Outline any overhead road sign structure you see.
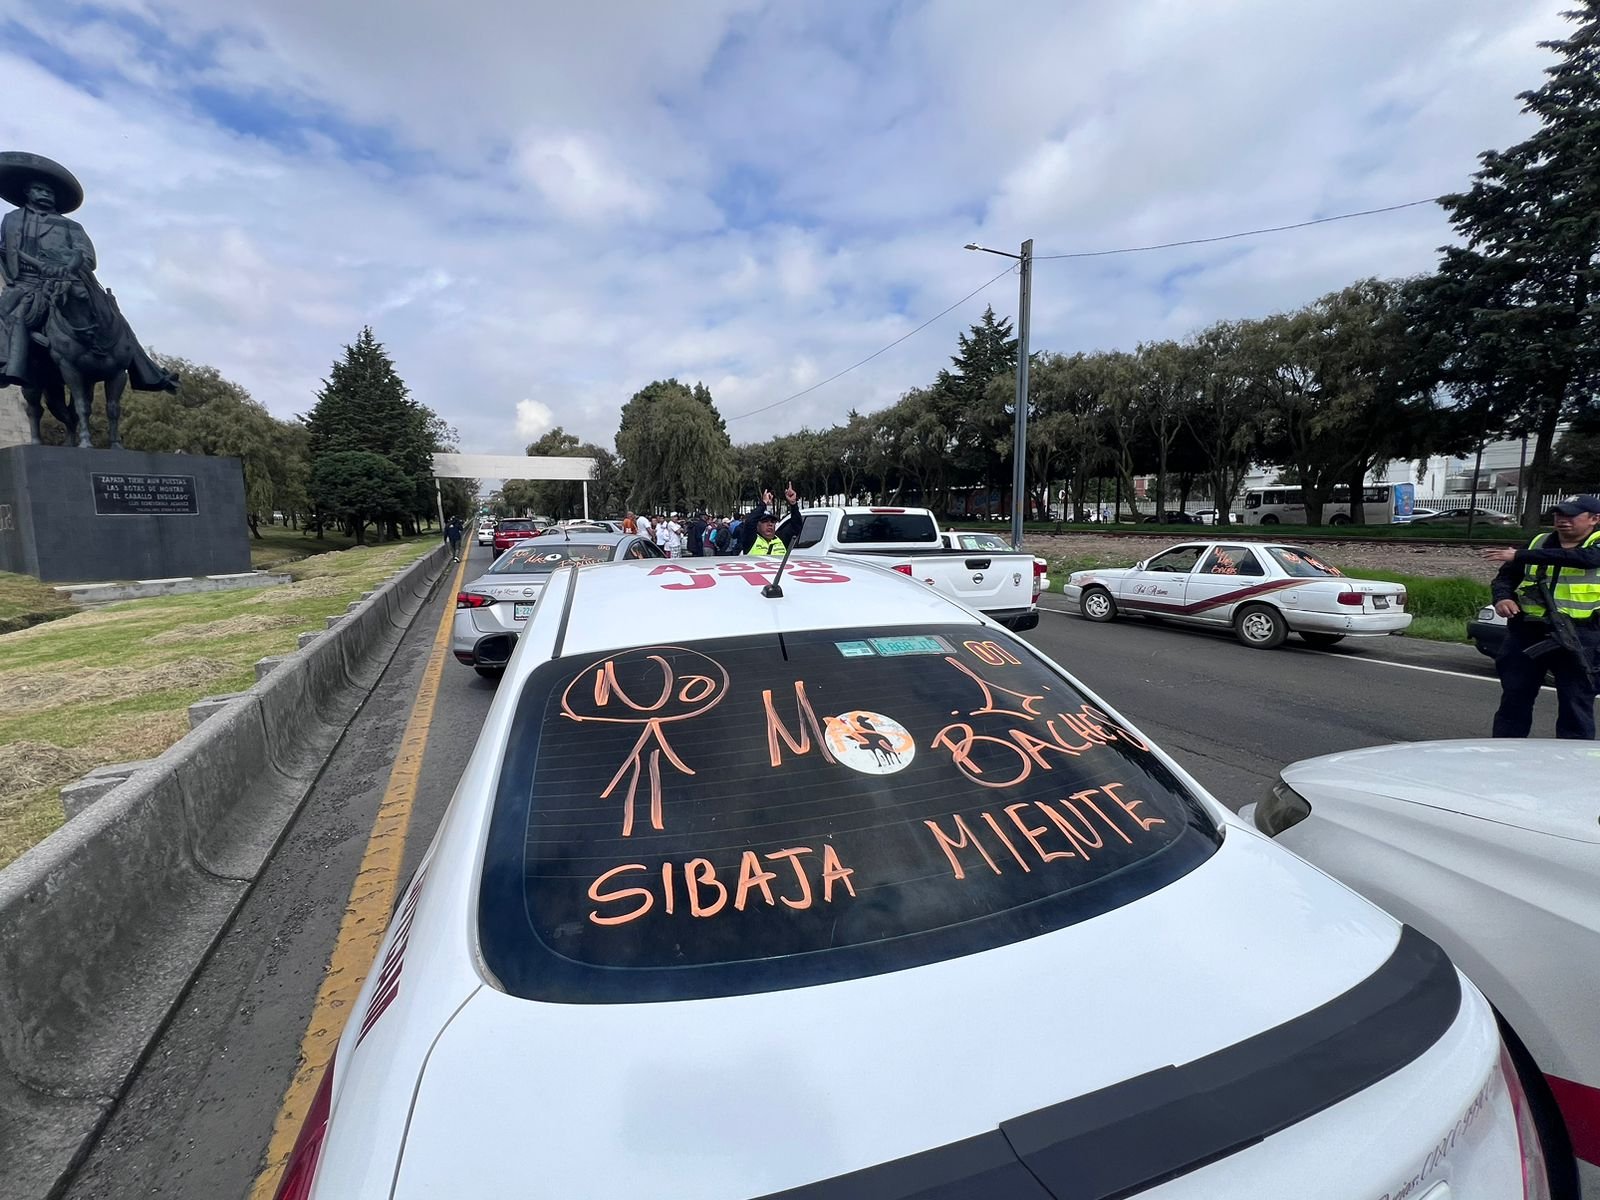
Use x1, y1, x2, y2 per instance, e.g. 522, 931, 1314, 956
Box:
429, 453, 599, 520
429, 453, 596, 481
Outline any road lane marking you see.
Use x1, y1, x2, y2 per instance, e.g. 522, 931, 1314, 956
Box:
1041, 606, 1554, 691
1335, 653, 1553, 690
250, 548, 469, 1200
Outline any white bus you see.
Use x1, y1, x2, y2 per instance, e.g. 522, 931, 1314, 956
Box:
1241, 482, 1416, 526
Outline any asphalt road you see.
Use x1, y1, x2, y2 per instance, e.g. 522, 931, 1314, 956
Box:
57, 554, 1553, 1200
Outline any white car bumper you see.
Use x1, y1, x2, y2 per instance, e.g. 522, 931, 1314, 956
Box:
1290, 610, 1413, 636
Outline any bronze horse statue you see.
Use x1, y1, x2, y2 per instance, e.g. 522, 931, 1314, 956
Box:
19, 273, 135, 447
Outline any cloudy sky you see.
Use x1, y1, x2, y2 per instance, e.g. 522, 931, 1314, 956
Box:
0, 0, 1573, 453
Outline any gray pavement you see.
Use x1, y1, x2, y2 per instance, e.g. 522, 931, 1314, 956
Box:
59, 540, 497, 1200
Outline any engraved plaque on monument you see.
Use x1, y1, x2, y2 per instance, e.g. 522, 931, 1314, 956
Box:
92, 473, 200, 516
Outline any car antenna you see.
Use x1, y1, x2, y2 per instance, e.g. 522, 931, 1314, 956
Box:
762, 510, 798, 599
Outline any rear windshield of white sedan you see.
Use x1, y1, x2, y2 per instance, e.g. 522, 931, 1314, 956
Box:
489, 543, 616, 572
479, 625, 1222, 1003
1265, 547, 1344, 578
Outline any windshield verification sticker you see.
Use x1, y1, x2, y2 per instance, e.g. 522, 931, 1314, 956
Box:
869, 635, 950, 656
835, 641, 876, 658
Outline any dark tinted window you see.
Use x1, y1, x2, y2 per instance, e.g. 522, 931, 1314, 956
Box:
1266, 547, 1343, 578
498, 519, 533, 532
795, 514, 829, 549
1143, 546, 1203, 573
479, 625, 1220, 1003
490, 543, 616, 572
1199, 547, 1264, 577
837, 512, 938, 544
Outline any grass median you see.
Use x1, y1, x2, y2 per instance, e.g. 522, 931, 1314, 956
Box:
0, 539, 432, 871
1040, 551, 1483, 645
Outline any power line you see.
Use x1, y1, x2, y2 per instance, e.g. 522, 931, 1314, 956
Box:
722, 194, 1442, 421
1033, 196, 1443, 260
724, 264, 1016, 422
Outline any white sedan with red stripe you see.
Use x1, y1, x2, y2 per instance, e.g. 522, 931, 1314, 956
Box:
1061, 541, 1410, 649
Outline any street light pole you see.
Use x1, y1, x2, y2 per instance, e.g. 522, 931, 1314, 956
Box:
1012, 239, 1032, 552
963, 239, 1033, 550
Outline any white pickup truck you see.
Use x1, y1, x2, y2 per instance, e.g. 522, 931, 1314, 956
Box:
786, 506, 1041, 631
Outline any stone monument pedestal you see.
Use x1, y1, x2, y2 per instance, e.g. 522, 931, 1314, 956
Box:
0, 444, 251, 582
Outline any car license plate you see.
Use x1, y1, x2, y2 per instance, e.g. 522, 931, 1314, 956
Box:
1372, 596, 1389, 609
514, 602, 535, 620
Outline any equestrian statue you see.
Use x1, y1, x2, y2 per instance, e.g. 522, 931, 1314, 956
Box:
0, 151, 178, 448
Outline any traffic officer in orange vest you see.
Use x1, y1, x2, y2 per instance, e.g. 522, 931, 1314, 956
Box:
1481, 495, 1600, 739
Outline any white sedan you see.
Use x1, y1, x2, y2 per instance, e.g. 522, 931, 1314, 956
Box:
1243, 739, 1599, 1196
275, 556, 1544, 1199
1062, 540, 1411, 649
475, 519, 495, 546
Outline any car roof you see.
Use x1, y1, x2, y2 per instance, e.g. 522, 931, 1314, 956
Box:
537, 555, 986, 661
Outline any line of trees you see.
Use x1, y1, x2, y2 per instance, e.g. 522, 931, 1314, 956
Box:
36, 328, 476, 543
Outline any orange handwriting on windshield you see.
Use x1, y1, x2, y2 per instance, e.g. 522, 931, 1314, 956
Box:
763, 680, 838, 767
944, 656, 1044, 719
560, 647, 730, 836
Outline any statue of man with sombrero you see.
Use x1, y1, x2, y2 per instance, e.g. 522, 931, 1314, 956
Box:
0, 151, 176, 394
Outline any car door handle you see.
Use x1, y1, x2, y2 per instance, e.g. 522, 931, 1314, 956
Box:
964, 558, 992, 569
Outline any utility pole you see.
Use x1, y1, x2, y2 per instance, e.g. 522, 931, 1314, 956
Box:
963, 238, 1034, 551
1011, 239, 1032, 551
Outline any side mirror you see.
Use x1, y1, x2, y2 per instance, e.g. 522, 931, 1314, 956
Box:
1133, 560, 1146, 571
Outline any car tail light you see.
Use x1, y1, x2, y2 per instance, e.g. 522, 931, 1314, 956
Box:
1500, 1041, 1553, 1200
1336, 591, 1366, 607
456, 591, 495, 608
272, 1051, 337, 1200
893, 564, 913, 576
1395, 591, 1407, 609
1032, 560, 1046, 602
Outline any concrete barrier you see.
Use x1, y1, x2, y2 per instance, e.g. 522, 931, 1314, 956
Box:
0, 542, 449, 1197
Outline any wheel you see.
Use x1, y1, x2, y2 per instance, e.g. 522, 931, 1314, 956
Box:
1259, 514, 1280, 525
1497, 1013, 1580, 1200
1080, 586, 1118, 623
1328, 514, 1351, 526
474, 665, 504, 681
1299, 632, 1346, 648
1234, 604, 1287, 649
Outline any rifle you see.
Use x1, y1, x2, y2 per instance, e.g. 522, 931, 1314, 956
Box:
1524, 573, 1599, 681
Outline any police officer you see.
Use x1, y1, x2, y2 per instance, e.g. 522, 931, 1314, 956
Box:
1481, 495, 1600, 739
746, 511, 787, 557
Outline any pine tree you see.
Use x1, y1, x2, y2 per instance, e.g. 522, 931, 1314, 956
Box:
1434, 3, 1600, 526
302, 327, 441, 533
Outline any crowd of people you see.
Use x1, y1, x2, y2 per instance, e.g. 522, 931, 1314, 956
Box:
621, 486, 802, 559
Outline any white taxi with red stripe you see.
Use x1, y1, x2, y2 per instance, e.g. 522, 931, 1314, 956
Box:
1062, 541, 1410, 649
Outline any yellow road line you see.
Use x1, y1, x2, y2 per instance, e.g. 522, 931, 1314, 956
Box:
250, 549, 469, 1200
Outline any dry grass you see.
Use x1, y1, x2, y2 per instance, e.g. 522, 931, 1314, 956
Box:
144, 613, 301, 645
0, 657, 239, 715
0, 741, 99, 804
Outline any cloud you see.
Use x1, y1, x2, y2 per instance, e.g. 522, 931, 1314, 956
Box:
514, 398, 555, 441
0, 0, 1577, 460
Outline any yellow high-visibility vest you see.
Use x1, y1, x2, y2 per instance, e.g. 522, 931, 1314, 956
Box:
748, 535, 787, 557
1515, 530, 1600, 618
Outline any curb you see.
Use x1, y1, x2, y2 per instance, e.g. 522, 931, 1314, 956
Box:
0, 542, 450, 1199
